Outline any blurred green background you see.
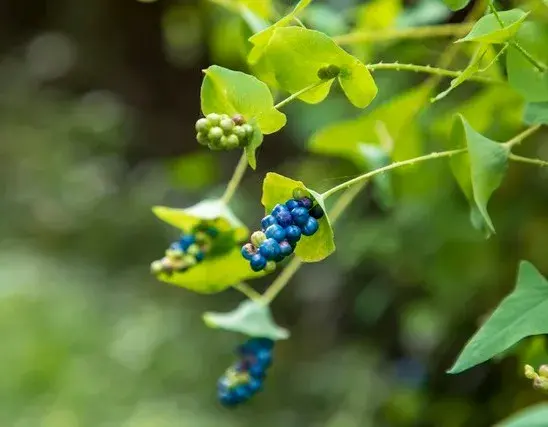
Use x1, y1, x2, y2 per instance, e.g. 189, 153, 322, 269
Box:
1, 0, 547, 426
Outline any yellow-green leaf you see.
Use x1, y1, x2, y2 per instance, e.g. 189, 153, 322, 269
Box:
456, 9, 529, 44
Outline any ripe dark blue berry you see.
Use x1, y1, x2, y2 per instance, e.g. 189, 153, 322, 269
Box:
261, 214, 277, 230
302, 217, 319, 236
180, 235, 196, 250
272, 203, 288, 215
275, 210, 293, 227
285, 225, 302, 242
279, 240, 294, 257
195, 251, 205, 262
250, 254, 267, 271
290, 207, 310, 227
265, 224, 286, 242
241, 243, 256, 260
309, 204, 324, 219
298, 197, 313, 210
259, 238, 281, 261
285, 199, 300, 210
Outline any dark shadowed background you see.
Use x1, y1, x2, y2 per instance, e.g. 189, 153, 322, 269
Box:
1, 0, 547, 426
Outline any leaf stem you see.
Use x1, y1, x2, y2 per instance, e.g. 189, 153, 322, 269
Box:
221, 152, 249, 205
233, 282, 262, 301
504, 124, 542, 149
274, 80, 329, 110
366, 62, 503, 83
509, 153, 548, 168
334, 23, 474, 45
321, 149, 467, 200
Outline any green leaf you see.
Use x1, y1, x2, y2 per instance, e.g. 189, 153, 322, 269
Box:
448, 261, 548, 374
156, 247, 265, 293
244, 120, 263, 170
498, 404, 548, 427
261, 173, 335, 262
507, 22, 548, 102
200, 65, 286, 135
262, 27, 377, 107
203, 299, 289, 340
524, 102, 548, 125
442, 0, 471, 12
359, 144, 394, 208
450, 115, 509, 236
456, 9, 529, 44
152, 199, 248, 242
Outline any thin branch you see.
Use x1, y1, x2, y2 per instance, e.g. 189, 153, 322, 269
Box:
504, 124, 542, 149
509, 153, 548, 168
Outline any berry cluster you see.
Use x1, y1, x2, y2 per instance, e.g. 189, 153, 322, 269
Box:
195, 113, 254, 151
241, 188, 324, 272
150, 225, 218, 275
217, 338, 274, 407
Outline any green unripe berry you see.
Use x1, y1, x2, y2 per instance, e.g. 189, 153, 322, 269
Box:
166, 248, 183, 259
182, 254, 197, 267
150, 260, 164, 275
220, 118, 234, 133
220, 135, 229, 148
317, 64, 341, 80
195, 118, 210, 133
293, 187, 310, 200
540, 365, 548, 378
208, 126, 223, 142
196, 132, 209, 146
208, 142, 223, 151
206, 113, 221, 125
250, 231, 266, 247
233, 125, 247, 140
225, 134, 240, 149
242, 123, 254, 136
187, 244, 201, 256
264, 261, 277, 273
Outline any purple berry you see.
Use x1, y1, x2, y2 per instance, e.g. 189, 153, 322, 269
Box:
298, 197, 313, 210
259, 238, 281, 261
290, 207, 310, 227
309, 204, 324, 219
279, 240, 294, 257
302, 217, 319, 236
275, 209, 294, 227
265, 224, 286, 242
241, 243, 256, 260
285, 225, 301, 243
285, 199, 299, 210
261, 214, 277, 230
250, 254, 267, 271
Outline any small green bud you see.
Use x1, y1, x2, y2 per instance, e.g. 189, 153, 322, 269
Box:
182, 254, 197, 267
317, 64, 341, 80
293, 187, 310, 200
208, 126, 223, 142
187, 244, 201, 256
250, 231, 266, 247
525, 364, 537, 380
206, 113, 221, 125
232, 114, 245, 125
220, 118, 235, 133
150, 260, 164, 275
242, 123, 254, 136
539, 365, 548, 378
264, 261, 277, 273
225, 134, 240, 149
196, 132, 209, 146
233, 125, 246, 140
195, 118, 210, 133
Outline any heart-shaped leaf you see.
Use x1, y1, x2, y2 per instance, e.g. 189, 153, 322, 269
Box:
204, 299, 289, 340
260, 27, 377, 108
448, 261, 548, 374
261, 173, 335, 262
200, 65, 286, 168
156, 247, 265, 293
497, 404, 548, 427
506, 22, 548, 102
456, 9, 529, 44
524, 102, 548, 125
450, 115, 509, 237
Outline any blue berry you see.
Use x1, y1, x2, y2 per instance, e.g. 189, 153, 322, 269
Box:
241, 243, 256, 260
265, 224, 286, 242
240, 338, 274, 354
249, 363, 267, 379
290, 207, 310, 227
279, 240, 294, 257
179, 234, 196, 250
285, 225, 301, 243
261, 214, 277, 230
274, 209, 294, 227
169, 241, 183, 251
309, 204, 324, 219
272, 203, 288, 215
285, 199, 299, 210
195, 251, 205, 262
250, 254, 267, 271
255, 348, 273, 367
218, 389, 238, 406
298, 197, 313, 210
301, 217, 319, 236
247, 377, 263, 393
259, 238, 281, 261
